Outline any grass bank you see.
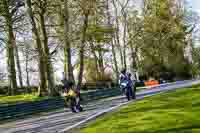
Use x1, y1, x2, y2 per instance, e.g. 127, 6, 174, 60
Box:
0, 94, 48, 105
80, 85, 200, 133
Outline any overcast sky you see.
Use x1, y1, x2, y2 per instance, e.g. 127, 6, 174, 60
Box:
188, 0, 200, 13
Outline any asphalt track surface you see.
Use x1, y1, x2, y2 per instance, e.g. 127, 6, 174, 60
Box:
0, 79, 199, 133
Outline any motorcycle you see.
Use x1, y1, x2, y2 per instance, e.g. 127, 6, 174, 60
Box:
63, 89, 83, 113
120, 81, 133, 101
120, 81, 128, 93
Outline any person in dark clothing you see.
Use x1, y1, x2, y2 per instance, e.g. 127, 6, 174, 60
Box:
62, 78, 69, 92
119, 69, 128, 94
132, 83, 136, 99
61, 74, 83, 113
62, 79, 77, 112
119, 69, 127, 81
127, 73, 136, 100
119, 69, 133, 101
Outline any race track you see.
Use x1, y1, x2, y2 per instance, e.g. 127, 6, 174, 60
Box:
0, 79, 199, 133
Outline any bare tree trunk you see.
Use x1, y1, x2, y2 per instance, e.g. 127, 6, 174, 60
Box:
26, 0, 47, 96
23, 42, 30, 93
106, 0, 119, 83
39, 7, 57, 96
21, 38, 31, 92
130, 43, 137, 71
15, 42, 23, 87
77, 13, 89, 91
122, 13, 127, 70
25, 45, 30, 87
7, 34, 17, 95
64, 48, 67, 78
111, 39, 119, 83
89, 41, 100, 79
3, 0, 17, 95
97, 45, 104, 75
25, 61, 30, 87
112, 0, 124, 69
64, 0, 74, 82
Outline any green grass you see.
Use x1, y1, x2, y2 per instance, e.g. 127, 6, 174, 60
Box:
0, 94, 48, 105
80, 85, 200, 133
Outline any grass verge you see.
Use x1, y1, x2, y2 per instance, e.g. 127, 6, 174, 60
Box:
0, 87, 144, 106
0, 94, 48, 105
79, 85, 200, 133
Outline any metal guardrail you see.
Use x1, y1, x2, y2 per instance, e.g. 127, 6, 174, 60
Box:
0, 88, 122, 122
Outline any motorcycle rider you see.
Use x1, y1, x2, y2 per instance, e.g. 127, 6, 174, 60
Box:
61, 74, 82, 113
127, 73, 135, 100
119, 69, 128, 95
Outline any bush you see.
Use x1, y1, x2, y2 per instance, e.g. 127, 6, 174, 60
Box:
81, 81, 115, 90
0, 86, 8, 95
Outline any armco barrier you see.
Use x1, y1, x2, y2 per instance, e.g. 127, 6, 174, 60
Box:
0, 88, 122, 122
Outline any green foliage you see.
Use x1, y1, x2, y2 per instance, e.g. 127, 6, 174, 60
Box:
83, 57, 112, 83
136, 0, 192, 79
192, 47, 200, 76
87, 24, 115, 43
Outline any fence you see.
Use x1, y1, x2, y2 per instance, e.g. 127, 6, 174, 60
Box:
0, 87, 121, 122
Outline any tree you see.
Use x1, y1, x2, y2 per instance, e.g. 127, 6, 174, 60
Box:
24, 40, 31, 87
26, 0, 48, 96
63, 0, 74, 82
192, 47, 200, 76
111, 0, 124, 69
118, 0, 130, 70
36, 0, 56, 96
139, 0, 192, 79
76, 4, 89, 91
105, 0, 119, 83
127, 10, 142, 73
15, 35, 23, 87
0, 0, 23, 95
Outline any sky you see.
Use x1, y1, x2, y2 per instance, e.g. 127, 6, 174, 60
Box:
188, 0, 200, 13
